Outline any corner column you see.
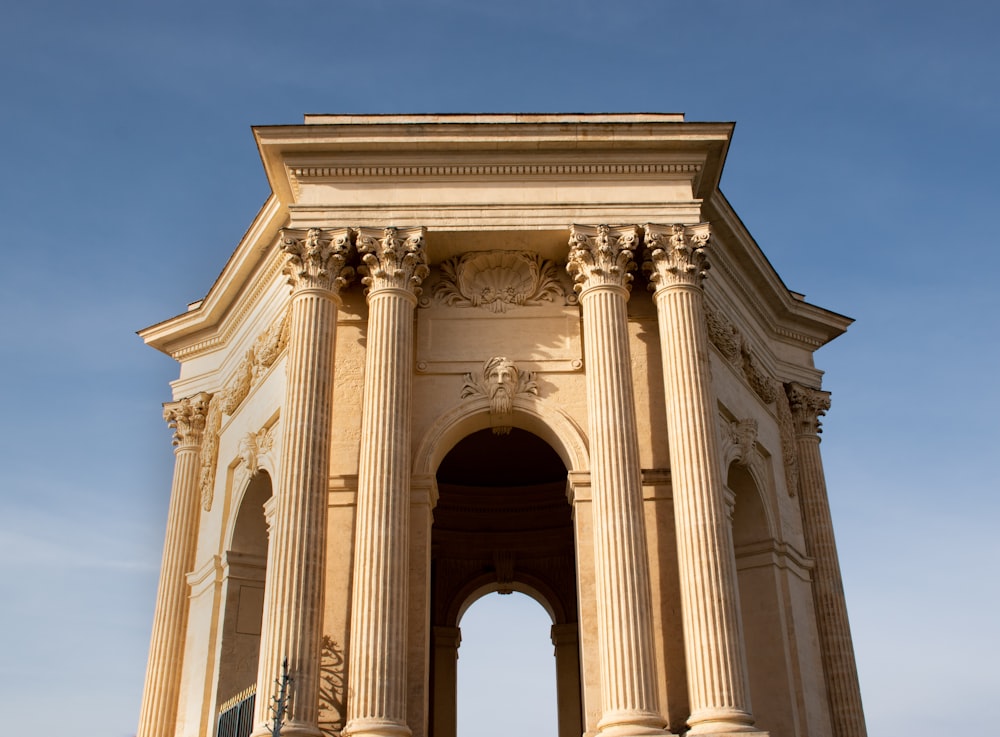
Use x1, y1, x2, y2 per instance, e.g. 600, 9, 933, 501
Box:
138, 392, 212, 737
252, 228, 353, 737
786, 384, 867, 737
567, 225, 671, 737
344, 227, 429, 737
643, 223, 763, 736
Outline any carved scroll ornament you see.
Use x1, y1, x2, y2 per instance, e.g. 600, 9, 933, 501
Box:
566, 224, 639, 293
643, 222, 711, 290
198, 398, 222, 511
434, 251, 569, 312
281, 227, 354, 293
357, 226, 429, 296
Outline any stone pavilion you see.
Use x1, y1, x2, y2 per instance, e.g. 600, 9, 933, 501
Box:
138, 114, 867, 737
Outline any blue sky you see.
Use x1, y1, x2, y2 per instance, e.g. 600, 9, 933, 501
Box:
1, 1, 997, 735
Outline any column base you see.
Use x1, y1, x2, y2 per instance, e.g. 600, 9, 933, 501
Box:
250, 721, 323, 737
342, 717, 412, 737
686, 707, 767, 736
597, 709, 674, 737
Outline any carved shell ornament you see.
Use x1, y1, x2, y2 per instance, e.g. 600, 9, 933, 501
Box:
434, 251, 569, 312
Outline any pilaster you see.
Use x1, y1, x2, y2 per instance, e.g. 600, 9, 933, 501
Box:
344, 227, 428, 737
786, 383, 867, 737
253, 228, 353, 737
644, 223, 763, 736
567, 225, 671, 737
138, 392, 212, 737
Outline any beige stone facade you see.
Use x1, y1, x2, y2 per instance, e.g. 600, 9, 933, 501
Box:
138, 114, 866, 737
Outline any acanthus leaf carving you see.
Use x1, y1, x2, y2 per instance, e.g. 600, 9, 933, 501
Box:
786, 382, 832, 437
281, 227, 354, 294
775, 389, 800, 497
356, 226, 429, 296
643, 222, 711, 290
706, 305, 741, 365
566, 224, 639, 293
198, 397, 222, 511
237, 426, 275, 476
742, 345, 779, 404
461, 356, 538, 435
163, 392, 212, 447
433, 250, 569, 312
726, 417, 759, 469
220, 310, 291, 417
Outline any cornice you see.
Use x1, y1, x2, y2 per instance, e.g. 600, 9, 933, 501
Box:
255, 117, 733, 204
139, 195, 287, 359
704, 191, 853, 351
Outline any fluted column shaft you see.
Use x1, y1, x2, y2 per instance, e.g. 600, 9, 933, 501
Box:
345, 227, 428, 737
138, 393, 212, 737
253, 228, 353, 737
568, 225, 670, 737
644, 223, 760, 736
787, 384, 867, 737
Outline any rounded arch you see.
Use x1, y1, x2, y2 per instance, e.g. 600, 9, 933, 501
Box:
413, 395, 589, 478
727, 461, 777, 544
452, 575, 564, 626
225, 470, 273, 555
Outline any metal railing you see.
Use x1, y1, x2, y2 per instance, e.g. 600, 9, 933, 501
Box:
217, 684, 256, 737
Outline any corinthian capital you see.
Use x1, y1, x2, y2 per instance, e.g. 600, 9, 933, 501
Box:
163, 392, 212, 447
566, 224, 639, 294
786, 382, 832, 437
643, 222, 711, 290
281, 227, 354, 294
356, 226, 429, 297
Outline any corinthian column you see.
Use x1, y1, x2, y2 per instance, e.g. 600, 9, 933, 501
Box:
344, 227, 429, 737
567, 225, 671, 737
786, 383, 867, 737
643, 223, 762, 736
138, 392, 212, 737
252, 228, 353, 737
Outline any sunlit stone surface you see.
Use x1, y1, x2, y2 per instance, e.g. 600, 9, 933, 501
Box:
138, 114, 865, 737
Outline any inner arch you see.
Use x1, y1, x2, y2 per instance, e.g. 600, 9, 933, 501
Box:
428, 428, 581, 737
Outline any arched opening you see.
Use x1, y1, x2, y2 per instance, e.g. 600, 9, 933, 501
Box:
216, 471, 272, 707
457, 592, 558, 737
728, 463, 795, 735
429, 428, 580, 737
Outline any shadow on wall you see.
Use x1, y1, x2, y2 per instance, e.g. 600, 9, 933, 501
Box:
319, 636, 346, 736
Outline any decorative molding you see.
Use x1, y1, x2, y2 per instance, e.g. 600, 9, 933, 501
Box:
433, 250, 570, 312
292, 163, 703, 179
280, 227, 354, 294
494, 550, 516, 594
163, 392, 212, 447
786, 382, 832, 437
198, 398, 222, 511
705, 304, 778, 405
707, 249, 827, 349
220, 310, 291, 416
238, 426, 276, 475
643, 222, 711, 290
741, 344, 779, 404
774, 390, 800, 498
706, 306, 741, 363
566, 224, 639, 293
356, 226, 429, 296
460, 356, 538, 435
725, 417, 759, 469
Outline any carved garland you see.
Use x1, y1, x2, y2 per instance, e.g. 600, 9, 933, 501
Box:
433, 251, 570, 312
706, 304, 798, 496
